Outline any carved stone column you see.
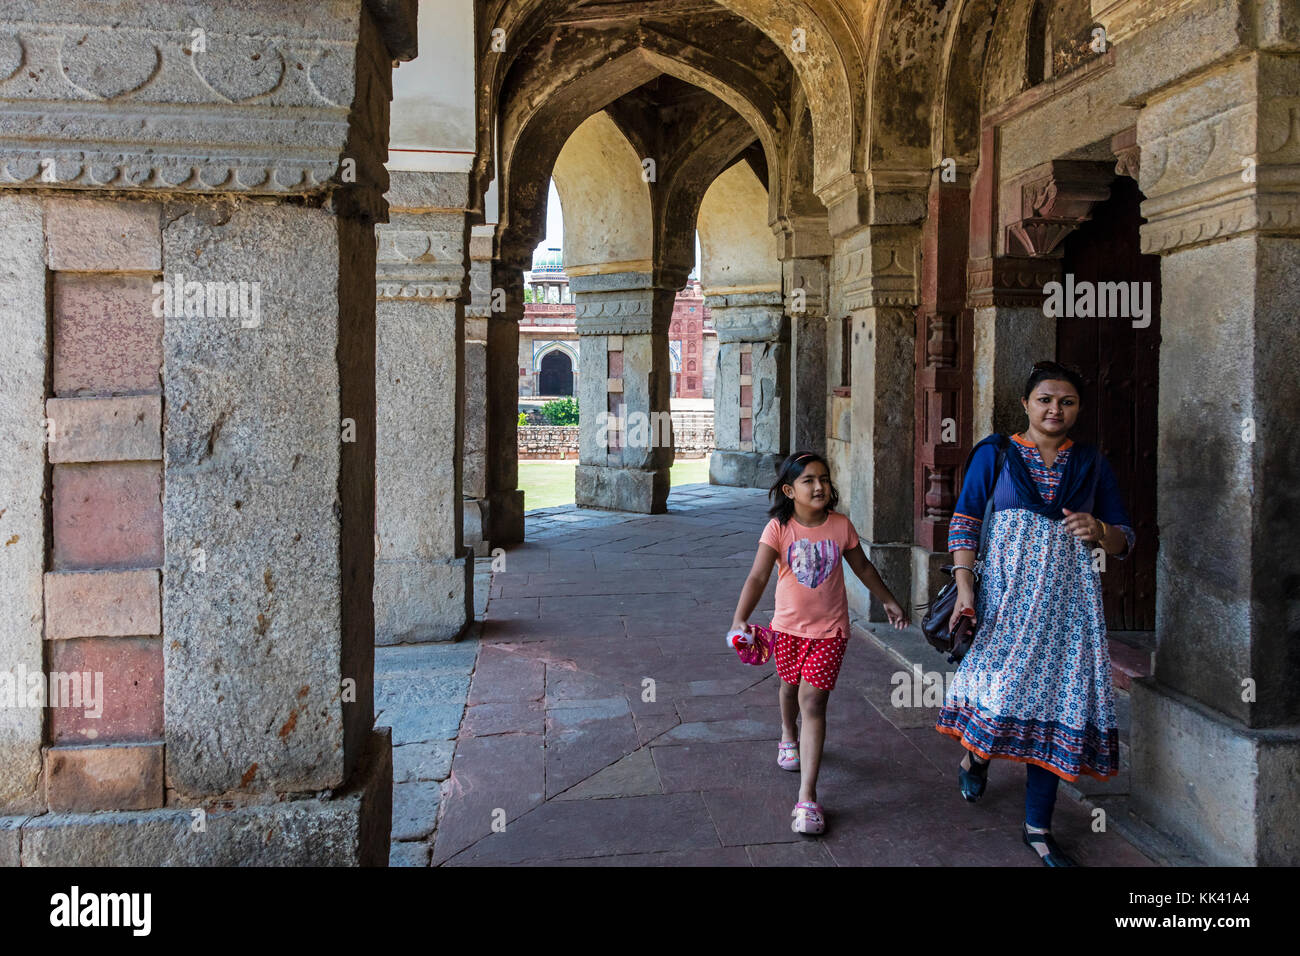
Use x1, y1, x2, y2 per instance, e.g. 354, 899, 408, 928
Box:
782, 255, 830, 453
571, 271, 675, 513
837, 221, 921, 621
0, 0, 404, 864
1102, 15, 1300, 864
462, 225, 493, 557
485, 263, 526, 544
707, 291, 789, 488
373, 170, 473, 644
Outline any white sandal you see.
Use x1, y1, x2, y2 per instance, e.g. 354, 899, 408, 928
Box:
777, 741, 800, 771
791, 801, 825, 835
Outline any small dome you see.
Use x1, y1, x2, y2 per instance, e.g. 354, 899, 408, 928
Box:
531, 247, 566, 276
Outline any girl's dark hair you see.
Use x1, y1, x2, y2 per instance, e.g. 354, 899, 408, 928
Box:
768, 451, 839, 524
1023, 360, 1086, 401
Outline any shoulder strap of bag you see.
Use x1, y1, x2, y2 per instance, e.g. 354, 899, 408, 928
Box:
975, 443, 1007, 562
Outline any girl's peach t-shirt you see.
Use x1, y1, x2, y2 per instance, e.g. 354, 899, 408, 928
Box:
759, 511, 860, 639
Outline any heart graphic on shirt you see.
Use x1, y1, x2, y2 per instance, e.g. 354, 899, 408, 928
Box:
787, 538, 841, 590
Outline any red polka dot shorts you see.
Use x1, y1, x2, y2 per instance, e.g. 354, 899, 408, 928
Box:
773, 629, 849, 691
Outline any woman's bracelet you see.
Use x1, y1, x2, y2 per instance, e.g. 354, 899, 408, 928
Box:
953, 565, 977, 580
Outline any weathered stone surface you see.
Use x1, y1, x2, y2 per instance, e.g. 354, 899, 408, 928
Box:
374, 555, 472, 644
376, 672, 471, 710
52, 462, 163, 570
376, 639, 479, 676
47, 637, 164, 744
576, 463, 668, 513
392, 740, 455, 783
160, 202, 349, 796
0, 816, 21, 866
44, 569, 161, 640
45, 197, 161, 272
552, 746, 661, 800
0, 194, 45, 811
1131, 679, 1300, 866
52, 273, 163, 397
972, 305, 1053, 438
46, 395, 162, 463
22, 730, 392, 866
44, 742, 164, 812
378, 703, 466, 746
708, 449, 782, 489
389, 839, 431, 867
392, 780, 440, 841
0, 4, 377, 201
374, 195, 472, 645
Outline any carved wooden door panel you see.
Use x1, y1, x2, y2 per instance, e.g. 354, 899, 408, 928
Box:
1058, 175, 1160, 630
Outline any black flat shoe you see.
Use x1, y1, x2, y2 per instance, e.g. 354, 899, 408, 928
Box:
1023, 825, 1078, 867
957, 754, 989, 802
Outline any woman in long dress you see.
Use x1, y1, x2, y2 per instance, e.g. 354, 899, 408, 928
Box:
935, 361, 1135, 866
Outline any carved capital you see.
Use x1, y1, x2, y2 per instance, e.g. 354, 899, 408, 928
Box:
573, 289, 667, 336
782, 257, 829, 318
1136, 58, 1300, 253
967, 256, 1063, 309
709, 302, 787, 345
836, 227, 921, 311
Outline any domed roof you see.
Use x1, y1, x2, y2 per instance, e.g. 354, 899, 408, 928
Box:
531, 247, 566, 276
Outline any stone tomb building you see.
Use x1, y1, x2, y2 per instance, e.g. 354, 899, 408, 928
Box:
519, 245, 717, 400
0, 0, 1296, 866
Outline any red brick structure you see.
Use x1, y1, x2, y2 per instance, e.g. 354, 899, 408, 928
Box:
521, 270, 715, 399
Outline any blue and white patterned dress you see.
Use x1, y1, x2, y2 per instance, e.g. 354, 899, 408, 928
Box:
935, 435, 1134, 780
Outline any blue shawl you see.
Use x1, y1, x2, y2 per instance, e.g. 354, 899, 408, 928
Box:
970, 433, 1101, 521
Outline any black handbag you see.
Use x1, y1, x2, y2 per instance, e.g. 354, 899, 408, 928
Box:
920, 442, 1006, 663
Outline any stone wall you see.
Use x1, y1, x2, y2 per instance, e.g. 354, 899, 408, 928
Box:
519, 426, 580, 459
519, 409, 716, 460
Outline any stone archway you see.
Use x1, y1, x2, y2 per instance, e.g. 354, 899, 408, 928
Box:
538, 349, 575, 396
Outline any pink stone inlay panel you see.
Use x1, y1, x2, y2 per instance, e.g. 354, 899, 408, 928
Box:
53, 274, 163, 397
47, 637, 164, 744
52, 462, 163, 571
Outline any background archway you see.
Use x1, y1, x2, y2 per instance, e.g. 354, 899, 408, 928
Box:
538, 349, 575, 397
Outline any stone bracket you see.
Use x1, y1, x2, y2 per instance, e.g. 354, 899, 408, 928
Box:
1003, 161, 1114, 257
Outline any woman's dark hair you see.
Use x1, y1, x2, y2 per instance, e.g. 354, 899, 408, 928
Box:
768, 451, 839, 524
1023, 360, 1086, 401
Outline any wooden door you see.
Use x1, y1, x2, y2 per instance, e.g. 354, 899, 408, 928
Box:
1057, 175, 1160, 630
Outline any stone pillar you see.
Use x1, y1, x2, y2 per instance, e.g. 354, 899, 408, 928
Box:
837, 223, 920, 620
485, 263, 525, 543
461, 226, 494, 557
0, 0, 401, 864
783, 257, 830, 453
1108, 29, 1300, 864
572, 271, 674, 513
967, 258, 1060, 437
373, 170, 473, 643
707, 291, 789, 488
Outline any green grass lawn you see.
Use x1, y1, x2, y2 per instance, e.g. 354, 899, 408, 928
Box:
518, 455, 712, 511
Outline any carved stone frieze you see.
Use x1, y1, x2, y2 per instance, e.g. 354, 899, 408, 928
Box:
967, 256, 1063, 308
0, 6, 390, 201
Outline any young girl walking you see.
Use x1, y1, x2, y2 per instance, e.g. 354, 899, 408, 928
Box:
730, 451, 910, 835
